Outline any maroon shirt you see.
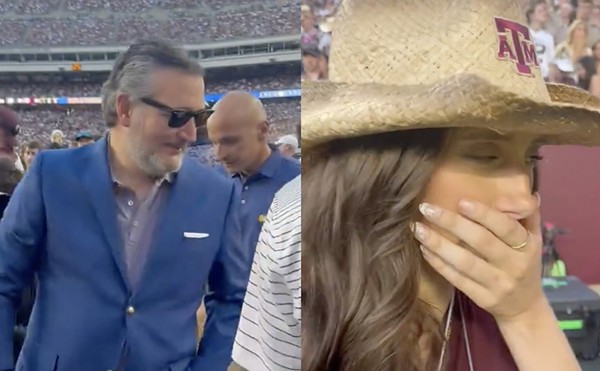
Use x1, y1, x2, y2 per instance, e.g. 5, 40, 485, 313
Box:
446, 292, 519, 371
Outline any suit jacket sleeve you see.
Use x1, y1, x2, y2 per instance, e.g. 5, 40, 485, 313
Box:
0, 154, 46, 369
189, 182, 249, 371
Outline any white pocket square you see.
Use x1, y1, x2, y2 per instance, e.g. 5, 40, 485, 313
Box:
183, 232, 210, 239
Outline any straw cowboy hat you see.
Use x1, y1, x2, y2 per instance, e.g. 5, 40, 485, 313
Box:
301, 0, 600, 149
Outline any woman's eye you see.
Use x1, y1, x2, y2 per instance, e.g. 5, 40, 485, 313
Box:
464, 155, 499, 162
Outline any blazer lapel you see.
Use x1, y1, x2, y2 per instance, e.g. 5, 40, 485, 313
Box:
136, 158, 204, 287
81, 137, 129, 289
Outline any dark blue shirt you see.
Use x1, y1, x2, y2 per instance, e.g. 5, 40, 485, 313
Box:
218, 150, 300, 253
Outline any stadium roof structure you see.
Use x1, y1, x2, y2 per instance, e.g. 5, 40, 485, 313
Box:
0, 35, 299, 73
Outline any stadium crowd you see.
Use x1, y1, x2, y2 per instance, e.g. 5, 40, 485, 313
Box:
0, 69, 300, 153
14, 99, 298, 146
0, 75, 300, 98
0, 0, 297, 46
519, 0, 600, 96
301, 0, 600, 95
3, 65, 300, 169
301, 0, 337, 80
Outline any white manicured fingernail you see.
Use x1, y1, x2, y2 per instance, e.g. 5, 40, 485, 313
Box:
414, 222, 428, 241
419, 203, 440, 219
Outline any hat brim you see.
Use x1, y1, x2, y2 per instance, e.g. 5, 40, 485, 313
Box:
301, 74, 600, 148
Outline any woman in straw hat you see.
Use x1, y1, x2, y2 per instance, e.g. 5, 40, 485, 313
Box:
301, 0, 600, 370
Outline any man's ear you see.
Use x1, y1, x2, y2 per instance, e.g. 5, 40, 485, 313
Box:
116, 93, 133, 128
258, 120, 269, 141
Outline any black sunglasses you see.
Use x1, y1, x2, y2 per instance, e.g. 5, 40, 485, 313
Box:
140, 97, 214, 129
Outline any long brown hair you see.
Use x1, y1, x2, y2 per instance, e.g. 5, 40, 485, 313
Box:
302, 128, 451, 371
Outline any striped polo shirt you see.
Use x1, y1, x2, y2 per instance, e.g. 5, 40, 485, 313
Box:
232, 175, 301, 371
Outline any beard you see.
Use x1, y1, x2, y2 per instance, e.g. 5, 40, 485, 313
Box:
126, 125, 183, 178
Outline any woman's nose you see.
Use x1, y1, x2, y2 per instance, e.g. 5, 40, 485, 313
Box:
493, 173, 539, 220
494, 192, 539, 221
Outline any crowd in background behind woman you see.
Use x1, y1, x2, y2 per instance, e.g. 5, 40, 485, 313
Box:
301, 0, 600, 97
526, 0, 600, 96
300, 0, 338, 80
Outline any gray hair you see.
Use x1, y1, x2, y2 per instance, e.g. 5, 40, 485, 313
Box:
101, 39, 204, 127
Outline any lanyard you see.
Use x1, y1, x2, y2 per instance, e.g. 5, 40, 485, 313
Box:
436, 293, 475, 371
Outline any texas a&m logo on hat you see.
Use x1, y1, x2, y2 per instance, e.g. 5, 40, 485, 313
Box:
494, 17, 539, 77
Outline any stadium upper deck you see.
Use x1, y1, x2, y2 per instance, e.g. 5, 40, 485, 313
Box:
0, 0, 298, 47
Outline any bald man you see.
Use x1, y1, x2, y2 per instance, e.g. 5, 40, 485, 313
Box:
207, 91, 300, 256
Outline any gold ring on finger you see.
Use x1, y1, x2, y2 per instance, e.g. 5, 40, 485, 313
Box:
510, 231, 530, 251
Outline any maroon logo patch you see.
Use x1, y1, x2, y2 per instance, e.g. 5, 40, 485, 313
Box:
494, 17, 539, 77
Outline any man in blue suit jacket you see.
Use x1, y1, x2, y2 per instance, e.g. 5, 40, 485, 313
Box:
0, 39, 250, 371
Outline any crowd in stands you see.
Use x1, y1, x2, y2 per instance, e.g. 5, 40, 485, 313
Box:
0, 0, 302, 166
6, 70, 300, 160
301, 0, 600, 95
15, 99, 298, 146
0, 75, 300, 98
0, 0, 297, 46
14, 97, 298, 168
17, 108, 102, 145
301, 0, 337, 80
0, 82, 101, 98
522, 0, 600, 96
